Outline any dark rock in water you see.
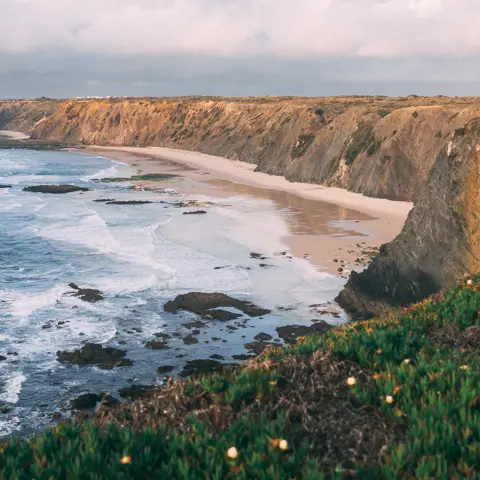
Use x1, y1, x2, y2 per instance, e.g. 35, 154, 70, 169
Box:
51, 412, 62, 421
7, 352, 18, 356
119, 384, 157, 400
259, 264, 274, 268
145, 340, 169, 350
244, 341, 276, 355
183, 320, 206, 330
68, 283, 104, 303
210, 354, 225, 360
153, 332, 170, 339
56, 343, 133, 369
0, 406, 12, 414
70, 393, 119, 410
157, 365, 175, 375
106, 200, 153, 205
179, 359, 237, 377
336, 121, 480, 318
232, 354, 256, 361
203, 309, 243, 321
0, 184, 12, 189
183, 334, 199, 345
183, 210, 207, 215
70, 393, 101, 410
42, 323, 53, 330
164, 292, 270, 318
250, 252, 269, 260
93, 198, 115, 203
23, 185, 89, 194
254, 332, 273, 342
0, 356, 6, 362
276, 321, 333, 345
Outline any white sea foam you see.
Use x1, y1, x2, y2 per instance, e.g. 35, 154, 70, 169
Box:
1, 284, 69, 318
82, 165, 119, 181
0, 202, 22, 212
0, 158, 27, 170
0, 372, 26, 404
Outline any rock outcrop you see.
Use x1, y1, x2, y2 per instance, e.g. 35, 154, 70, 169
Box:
2, 96, 480, 202
336, 119, 480, 318
164, 292, 270, 318
23, 185, 89, 194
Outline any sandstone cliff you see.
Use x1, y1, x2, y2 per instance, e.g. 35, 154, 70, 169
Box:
2, 96, 480, 202
336, 119, 480, 318
0, 99, 60, 134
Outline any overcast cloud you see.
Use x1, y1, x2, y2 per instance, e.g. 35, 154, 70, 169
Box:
0, 0, 479, 97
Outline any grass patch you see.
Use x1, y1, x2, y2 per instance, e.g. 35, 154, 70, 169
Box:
101, 174, 178, 183
291, 134, 315, 158
345, 124, 380, 165
1, 277, 479, 478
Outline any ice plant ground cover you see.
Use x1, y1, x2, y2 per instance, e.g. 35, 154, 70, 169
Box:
1, 276, 479, 479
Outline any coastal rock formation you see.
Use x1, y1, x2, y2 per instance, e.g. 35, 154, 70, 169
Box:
68, 283, 104, 303
3, 96, 480, 202
337, 119, 480, 317
23, 185, 89, 194
276, 321, 334, 344
164, 292, 271, 318
57, 343, 133, 369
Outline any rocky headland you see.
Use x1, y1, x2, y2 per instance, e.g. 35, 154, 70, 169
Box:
336, 119, 480, 317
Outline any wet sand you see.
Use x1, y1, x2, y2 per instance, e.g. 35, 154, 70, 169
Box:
80, 146, 410, 275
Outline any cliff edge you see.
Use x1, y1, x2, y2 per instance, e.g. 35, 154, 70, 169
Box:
336, 118, 480, 318
2, 96, 480, 202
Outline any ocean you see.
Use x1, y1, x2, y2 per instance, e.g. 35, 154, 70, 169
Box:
0, 148, 346, 439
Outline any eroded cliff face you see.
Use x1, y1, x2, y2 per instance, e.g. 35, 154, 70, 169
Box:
1, 96, 480, 202
336, 119, 480, 318
0, 100, 60, 133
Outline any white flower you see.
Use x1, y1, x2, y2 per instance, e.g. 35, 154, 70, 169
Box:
227, 446, 238, 459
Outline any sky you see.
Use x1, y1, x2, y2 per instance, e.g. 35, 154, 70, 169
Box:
0, 0, 479, 98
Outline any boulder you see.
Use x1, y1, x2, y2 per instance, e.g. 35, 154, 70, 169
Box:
179, 359, 238, 378
23, 185, 89, 194
119, 384, 157, 400
145, 340, 169, 350
68, 283, 104, 303
164, 292, 270, 318
57, 343, 133, 369
183, 210, 207, 215
106, 200, 153, 205
0, 185, 12, 189
276, 321, 333, 345
70, 393, 119, 410
157, 365, 175, 375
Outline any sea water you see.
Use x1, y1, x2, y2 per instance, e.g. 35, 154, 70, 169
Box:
0, 148, 346, 439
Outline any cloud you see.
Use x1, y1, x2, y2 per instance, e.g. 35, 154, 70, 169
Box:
1, 0, 479, 58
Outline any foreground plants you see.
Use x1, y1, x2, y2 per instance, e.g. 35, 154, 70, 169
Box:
1, 277, 479, 479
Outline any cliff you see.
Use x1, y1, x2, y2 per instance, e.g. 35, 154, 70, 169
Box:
0, 99, 60, 134
1, 96, 480, 202
336, 118, 480, 318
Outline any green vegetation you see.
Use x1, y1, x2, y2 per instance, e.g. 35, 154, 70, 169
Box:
291, 134, 315, 158
101, 174, 178, 183
345, 124, 381, 165
1, 277, 479, 479
435, 130, 443, 138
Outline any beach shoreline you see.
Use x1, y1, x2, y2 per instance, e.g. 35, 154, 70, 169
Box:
83, 145, 413, 219
79, 145, 411, 275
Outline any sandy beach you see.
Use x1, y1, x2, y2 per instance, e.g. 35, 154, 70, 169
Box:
82, 146, 412, 275
0, 130, 30, 140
